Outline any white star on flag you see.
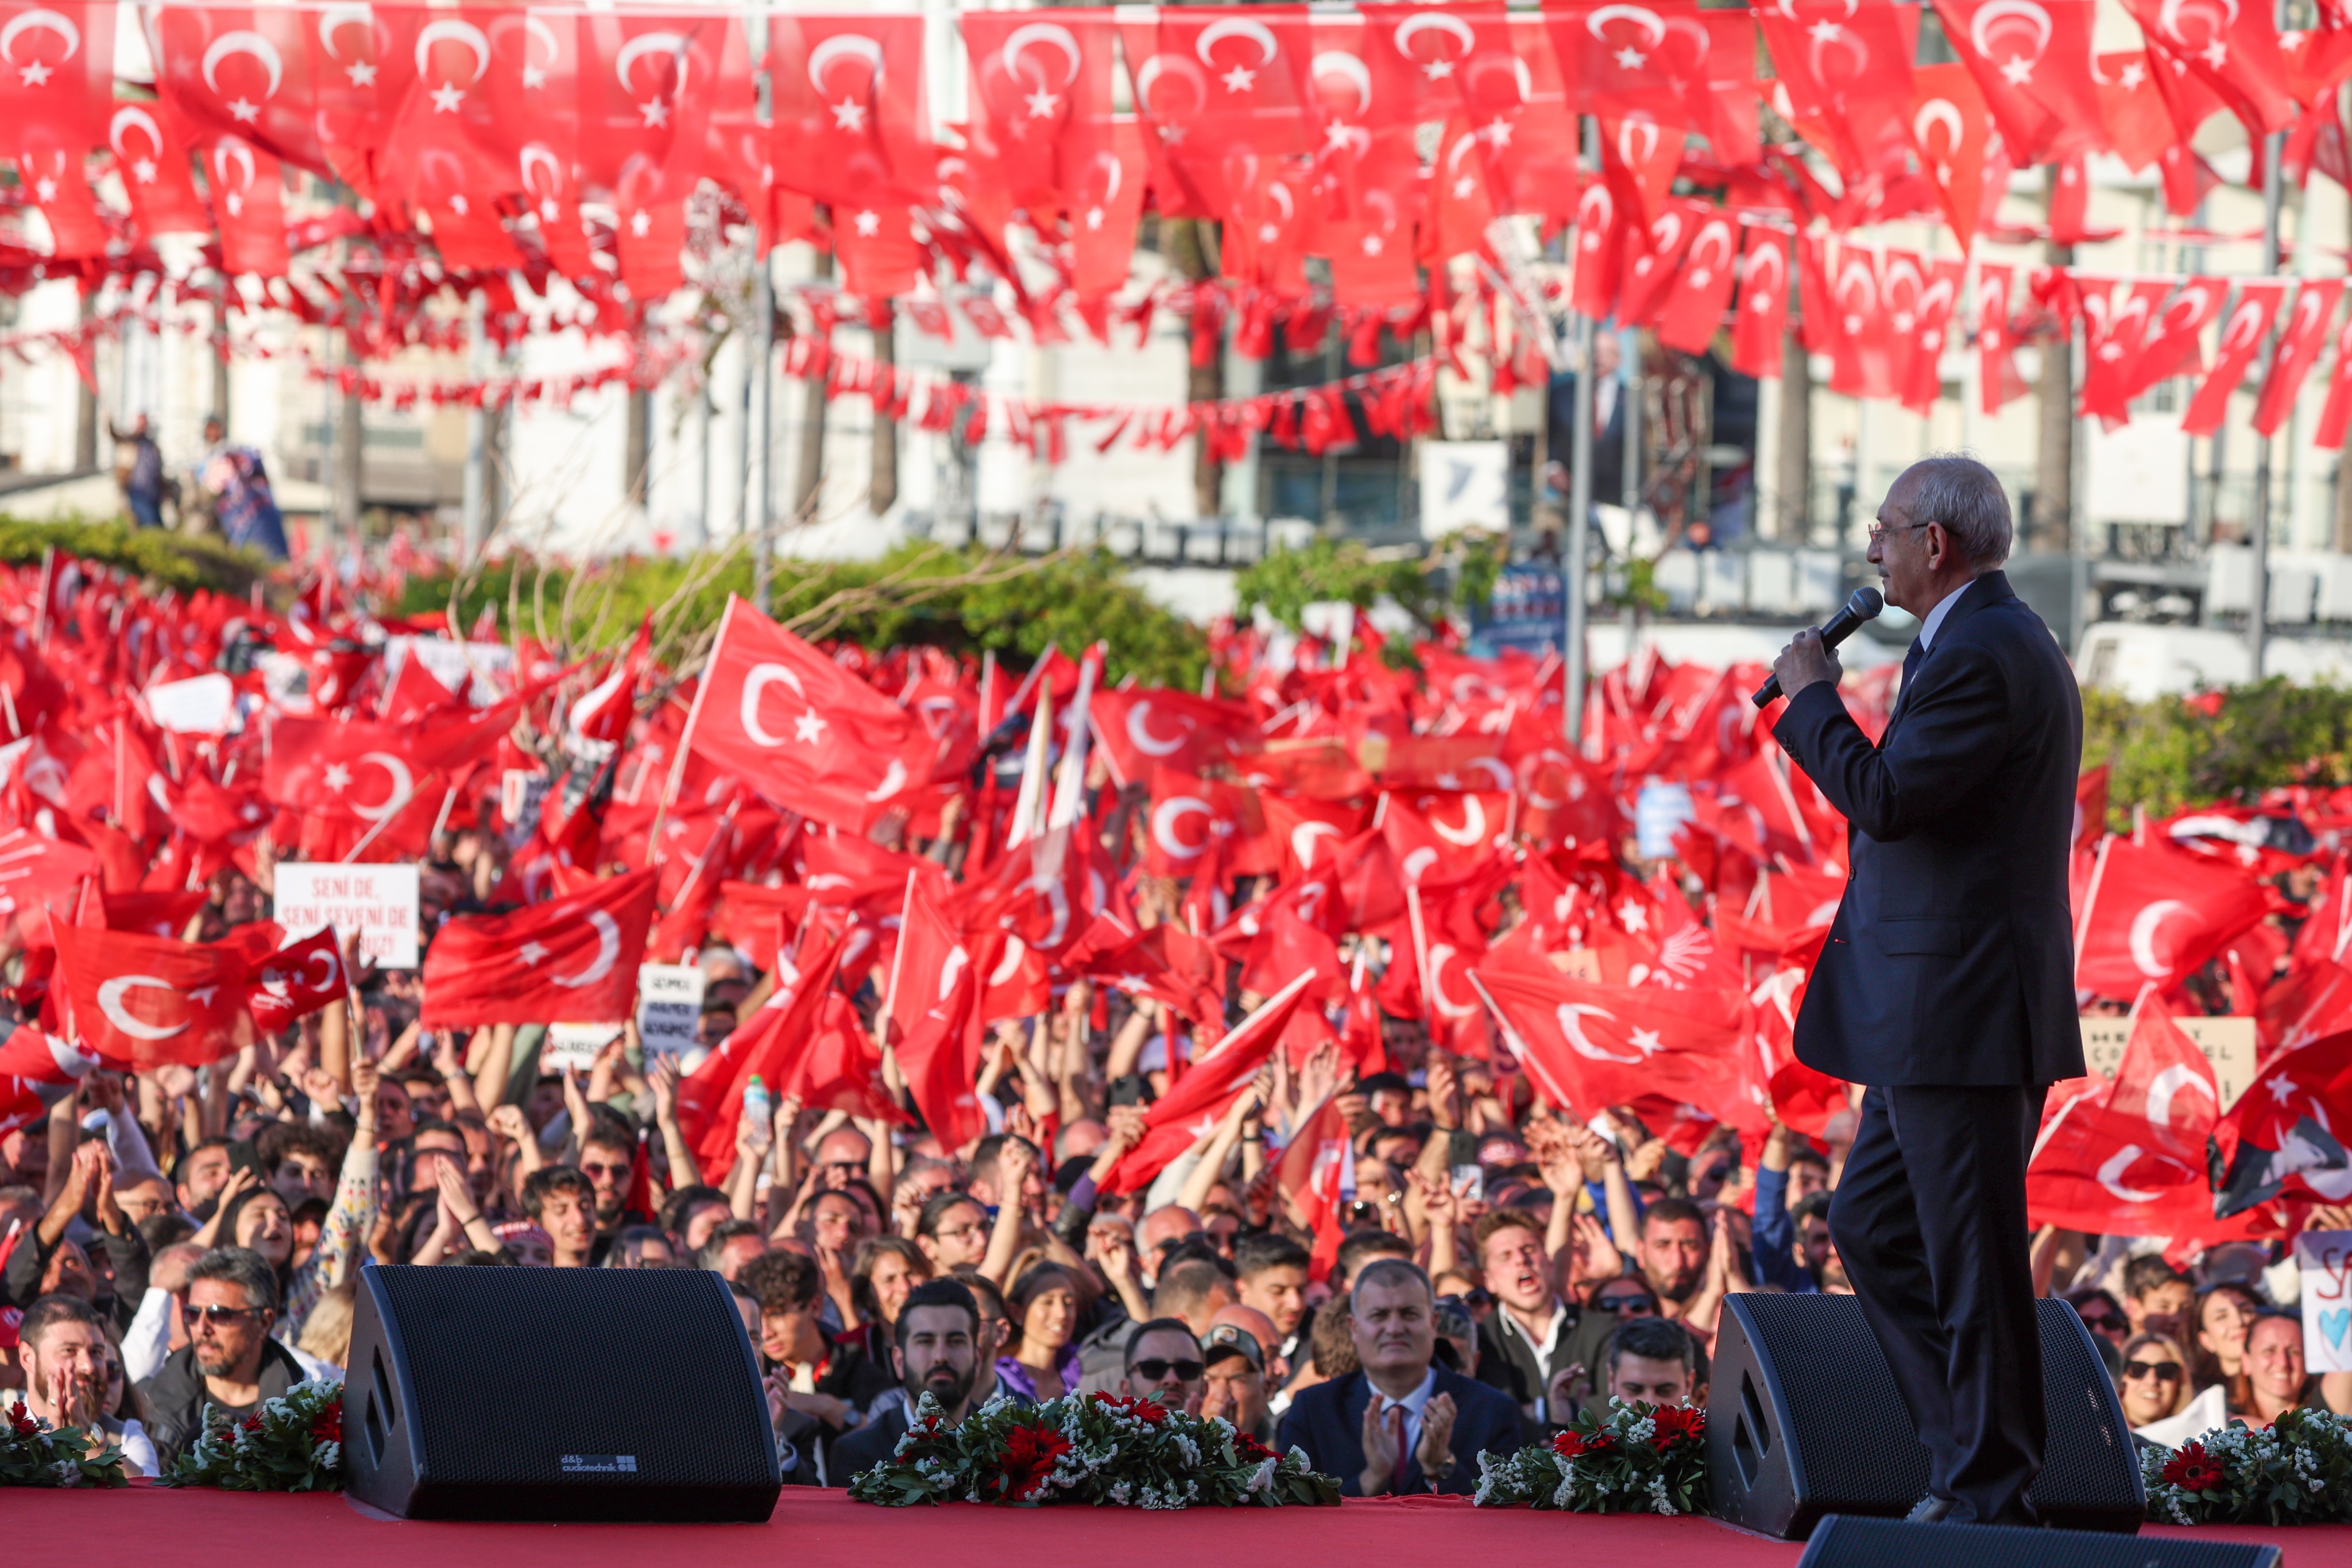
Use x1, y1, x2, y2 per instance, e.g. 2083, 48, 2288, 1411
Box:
228, 96, 260, 123
1423, 58, 1454, 78
523, 64, 547, 88
831, 98, 866, 131
430, 82, 465, 112
517, 940, 550, 966
189, 986, 218, 1007
630, 209, 651, 236
1618, 900, 1648, 934
1613, 47, 1645, 68
1221, 64, 1256, 92
1023, 86, 1060, 118
639, 96, 670, 126
18, 60, 50, 86
1630, 1027, 1662, 1055
794, 711, 829, 745
347, 61, 377, 86
133, 159, 156, 183
323, 763, 353, 791
1362, 235, 1383, 255
853, 209, 880, 236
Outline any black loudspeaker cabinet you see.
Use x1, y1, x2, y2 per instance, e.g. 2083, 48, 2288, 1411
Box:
344, 1261, 781, 1521
1798, 1515, 2280, 1568
1708, 1293, 2144, 1539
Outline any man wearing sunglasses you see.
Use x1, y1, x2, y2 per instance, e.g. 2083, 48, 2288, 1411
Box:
1119, 1317, 1210, 1412
1769, 455, 2083, 1529
137, 1246, 307, 1466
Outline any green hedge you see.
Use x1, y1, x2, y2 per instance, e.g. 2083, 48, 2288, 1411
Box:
0, 516, 264, 596
399, 544, 1209, 691
2083, 678, 2352, 828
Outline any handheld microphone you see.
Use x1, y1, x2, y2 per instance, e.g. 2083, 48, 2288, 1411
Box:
1751, 587, 1885, 708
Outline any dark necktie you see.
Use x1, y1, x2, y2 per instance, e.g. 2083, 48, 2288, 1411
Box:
1893, 638, 1925, 726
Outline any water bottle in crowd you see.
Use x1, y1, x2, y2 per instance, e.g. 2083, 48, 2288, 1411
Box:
744, 1074, 773, 1153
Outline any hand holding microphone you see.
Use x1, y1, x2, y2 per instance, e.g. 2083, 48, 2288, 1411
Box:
1753, 587, 1885, 708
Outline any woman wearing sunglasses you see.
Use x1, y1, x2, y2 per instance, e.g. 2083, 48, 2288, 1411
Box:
2114, 1331, 2195, 1433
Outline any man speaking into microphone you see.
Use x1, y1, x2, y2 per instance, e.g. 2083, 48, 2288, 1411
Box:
1768, 455, 2083, 1527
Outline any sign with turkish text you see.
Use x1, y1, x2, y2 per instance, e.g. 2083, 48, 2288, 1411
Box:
2294, 1230, 2352, 1373
543, 1023, 625, 1073
2079, 1015, 2254, 1109
636, 963, 705, 1060
273, 863, 420, 969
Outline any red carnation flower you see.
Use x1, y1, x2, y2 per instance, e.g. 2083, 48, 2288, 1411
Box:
1234, 1431, 1276, 1462
310, 1397, 343, 1445
994, 1422, 1073, 1502
7, 1399, 36, 1437
2162, 1443, 2224, 1493
1090, 1392, 1167, 1424
241, 1415, 265, 1434
1554, 1430, 1612, 1460
1649, 1405, 1705, 1451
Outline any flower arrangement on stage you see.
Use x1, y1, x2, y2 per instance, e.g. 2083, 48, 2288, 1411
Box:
164, 1380, 345, 1493
848, 1391, 1341, 1509
1, 1399, 127, 1488
1474, 1400, 1709, 1516
2141, 1409, 2352, 1527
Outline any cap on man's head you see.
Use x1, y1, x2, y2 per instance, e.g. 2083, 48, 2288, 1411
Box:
1201, 1322, 1263, 1371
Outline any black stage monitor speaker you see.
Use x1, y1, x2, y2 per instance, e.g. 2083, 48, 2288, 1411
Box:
1708, 1293, 2144, 1539
1798, 1515, 2280, 1568
344, 1261, 781, 1521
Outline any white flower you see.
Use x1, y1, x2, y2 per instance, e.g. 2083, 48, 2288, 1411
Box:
52, 1459, 80, 1488
1247, 1457, 1276, 1493
316, 1441, 341, 1472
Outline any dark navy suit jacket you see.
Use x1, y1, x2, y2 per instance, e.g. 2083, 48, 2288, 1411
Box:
1771, 570, 2085, 1087
1275, 1364, 1530, 1496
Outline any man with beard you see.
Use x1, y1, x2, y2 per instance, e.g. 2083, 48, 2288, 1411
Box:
138, 1248, 307, 1464
577, 1116, 647, 1261
1636, 1199, 1710, 1317
830, 1279, 1006, 1481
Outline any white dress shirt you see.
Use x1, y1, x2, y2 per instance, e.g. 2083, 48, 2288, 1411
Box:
1371, 1365, 1440, 1477
1915, 574, 1978, 653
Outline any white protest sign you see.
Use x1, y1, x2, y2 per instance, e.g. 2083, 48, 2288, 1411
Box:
2295, 1230, 2352, 1373
543, 1022, 625, 1073
273, 863, 421, 969
2078, 1015, 2257, 1109
637, 964, 705, 1061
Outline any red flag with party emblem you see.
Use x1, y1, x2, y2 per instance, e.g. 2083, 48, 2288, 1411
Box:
420, 869, 657, 1027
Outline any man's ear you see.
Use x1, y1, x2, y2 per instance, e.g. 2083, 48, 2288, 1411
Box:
1690, 1381, 1708, 1406
1117, 1376, 1134, 1397
891, 1344, 905, 1381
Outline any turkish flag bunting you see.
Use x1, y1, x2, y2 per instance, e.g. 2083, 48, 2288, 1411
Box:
2118, 276, 2227, 409
1910, 62, 1990, 247
684, 594, 934, 832
245, 927, 349, 1037
2319, 311, 2352, 451
1928, 0, 2106, 162
55, 922, 252, 1069
2124, 0, 2295, 136
958, 9, 1116, 214
2072, 835, 2268, 998
2253, 279, 2344, 438
2183, 280, 2289, 436
2078, 279, 2171, 425
767, 13, 933, 207
1654, 211, 1740, 354
1099, 971, 1316, 1193
1731, 228, 1790, 378
420, 868, 657, 1027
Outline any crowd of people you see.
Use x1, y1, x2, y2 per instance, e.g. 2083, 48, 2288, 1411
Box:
0, 540, 2348, 1504
2, 890, 2344, 1488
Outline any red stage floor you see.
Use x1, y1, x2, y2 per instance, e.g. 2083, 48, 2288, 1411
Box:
9, 1484, 2348, 1563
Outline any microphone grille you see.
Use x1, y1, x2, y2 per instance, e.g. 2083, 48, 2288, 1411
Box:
1848, 586, 1885, 620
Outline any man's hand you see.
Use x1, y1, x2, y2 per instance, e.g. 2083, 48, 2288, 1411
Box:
1771, 628, 1840, 700
486, 1104, 532, 1147
1358, 1399, 1403, 1495
648, 1056, 682, 1125
91, 1146, 125, 1236
1414, 1393, 1458, 1486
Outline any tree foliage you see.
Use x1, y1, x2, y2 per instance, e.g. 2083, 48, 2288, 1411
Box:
1233, 538, 1435, 630
398, 544, 1208, 689
0, 516, 264, 596
2082, 678, 2352, 828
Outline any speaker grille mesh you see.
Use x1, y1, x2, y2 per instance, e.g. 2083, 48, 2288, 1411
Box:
373, 1265, 773, 1490
1736, 1292, 2141, 1520
1740, 1292, 1928, 1509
